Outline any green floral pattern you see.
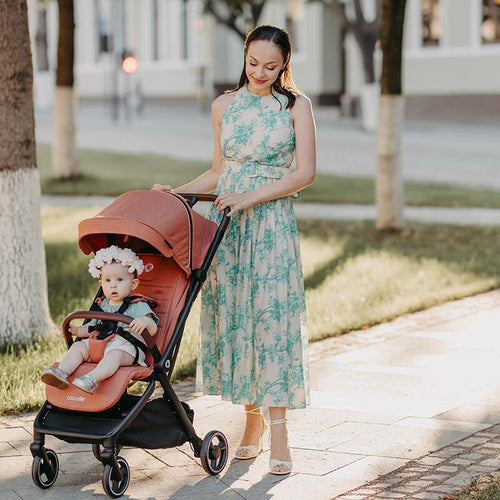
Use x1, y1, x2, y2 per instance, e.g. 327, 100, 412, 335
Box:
196, 86, 310, 409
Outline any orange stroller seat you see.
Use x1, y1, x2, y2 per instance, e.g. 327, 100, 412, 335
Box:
45, 253, 188, 412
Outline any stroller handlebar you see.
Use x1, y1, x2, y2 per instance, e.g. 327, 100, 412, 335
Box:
61, 311, 157, 351
179, 193, 231, 218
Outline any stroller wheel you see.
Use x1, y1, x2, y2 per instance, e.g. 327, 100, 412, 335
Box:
200, 430, 229, 475
31, 449, 59, 489
102, 456, 130, 498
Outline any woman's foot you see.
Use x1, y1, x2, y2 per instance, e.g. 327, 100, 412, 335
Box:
235, 407, 267, 460
41, 367, 69, 390
269, 418, 292, 475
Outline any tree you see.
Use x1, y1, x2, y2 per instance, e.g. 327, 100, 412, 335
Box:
202, 0, 267, 40
0, 0, 54, 346
53, 0, 79, 178
376, 0, 407, 230
334, 0, 382, 84
35, 1, 49, 72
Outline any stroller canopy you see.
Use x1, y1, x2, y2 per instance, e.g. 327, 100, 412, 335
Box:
78, 191, 218, 276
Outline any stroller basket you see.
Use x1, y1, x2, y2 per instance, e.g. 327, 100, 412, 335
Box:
118, 396, 194, 449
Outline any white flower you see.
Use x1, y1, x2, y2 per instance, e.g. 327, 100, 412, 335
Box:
88, 245, 144, 278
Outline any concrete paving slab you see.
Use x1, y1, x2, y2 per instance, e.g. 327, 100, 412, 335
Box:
310, 389, 460, 419
0, 491, 24, 500
395, 417, 489, 433
0, 441, 22, 458
435, 404, 500, 425
0, 427, 32, 442
331, 425, 472, 459
0, 455, 36, 490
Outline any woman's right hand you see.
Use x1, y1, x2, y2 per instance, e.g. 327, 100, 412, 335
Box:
152, 184, 174, 192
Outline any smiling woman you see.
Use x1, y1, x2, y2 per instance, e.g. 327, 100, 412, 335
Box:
153, 25, 316, 475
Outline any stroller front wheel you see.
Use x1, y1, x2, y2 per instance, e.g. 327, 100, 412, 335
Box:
31, 448, 59, 489
200, 430, 229, 475
102, 456, 130, 498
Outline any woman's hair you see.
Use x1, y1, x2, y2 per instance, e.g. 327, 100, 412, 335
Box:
230, 25, 301, 109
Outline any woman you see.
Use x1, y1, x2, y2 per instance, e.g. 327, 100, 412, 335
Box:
154, 25, 316, 475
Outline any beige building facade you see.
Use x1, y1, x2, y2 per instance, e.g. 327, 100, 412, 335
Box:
28, 0, 500, 119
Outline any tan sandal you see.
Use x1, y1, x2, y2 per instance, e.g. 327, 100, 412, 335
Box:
235, 407, 267, 460
269, 418, 292, 475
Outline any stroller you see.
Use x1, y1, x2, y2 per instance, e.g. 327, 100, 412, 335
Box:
31, 191, 230, 498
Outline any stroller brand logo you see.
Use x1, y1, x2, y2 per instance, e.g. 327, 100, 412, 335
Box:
66, 395, 86, 402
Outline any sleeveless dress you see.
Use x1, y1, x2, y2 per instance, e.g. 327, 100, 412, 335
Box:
196, 85, 310, 409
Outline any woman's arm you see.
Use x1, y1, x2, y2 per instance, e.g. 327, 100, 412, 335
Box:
154, 95, 231, 194
214, 94, 316, 216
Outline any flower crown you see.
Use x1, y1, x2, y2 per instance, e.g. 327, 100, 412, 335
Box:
88, 245, 144, 278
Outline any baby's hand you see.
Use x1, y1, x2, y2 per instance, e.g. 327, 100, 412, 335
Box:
68, 325, 78, 335
129, 316, 150, 335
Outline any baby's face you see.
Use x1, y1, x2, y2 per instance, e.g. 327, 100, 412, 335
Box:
99, 262, 138, 304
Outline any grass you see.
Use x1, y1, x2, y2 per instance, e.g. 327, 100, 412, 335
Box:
448, 473, 500, 499
1, 208, 499, 415
37, 144, 500, 208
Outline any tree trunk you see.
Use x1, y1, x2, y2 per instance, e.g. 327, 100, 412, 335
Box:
35, 6, 49, 71
53, 0, 78, 178
0, 0, 54, 346
376, 0, 407, 230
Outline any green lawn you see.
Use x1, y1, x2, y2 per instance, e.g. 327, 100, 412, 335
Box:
450, 473, 500, 500
38, 144, 500, 208
1, 206, 499, 415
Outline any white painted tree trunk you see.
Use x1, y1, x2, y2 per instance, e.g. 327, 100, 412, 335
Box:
0, 168, 55, 344
53, 86, 78, 178
376, 94, 405, 230
360, 82, 380, 132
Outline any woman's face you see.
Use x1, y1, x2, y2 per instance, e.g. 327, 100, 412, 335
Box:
245, 39, 285, 95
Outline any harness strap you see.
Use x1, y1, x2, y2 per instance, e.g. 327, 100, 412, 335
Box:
88, 295, 152, 363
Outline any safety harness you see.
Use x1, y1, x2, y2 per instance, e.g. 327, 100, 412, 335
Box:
87, 295, 157, 364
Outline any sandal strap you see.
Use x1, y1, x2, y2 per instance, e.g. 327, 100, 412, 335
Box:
270, 418, 287, 426
245, 407, 263, 416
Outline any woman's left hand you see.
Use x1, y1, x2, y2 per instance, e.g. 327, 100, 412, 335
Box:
214, 192, 254, 216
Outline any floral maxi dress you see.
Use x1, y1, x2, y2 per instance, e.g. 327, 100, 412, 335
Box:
196, 85, 310, 409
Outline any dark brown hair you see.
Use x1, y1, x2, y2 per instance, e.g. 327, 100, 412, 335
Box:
230, 25, 301, 109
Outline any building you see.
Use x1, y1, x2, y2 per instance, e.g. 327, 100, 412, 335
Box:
28, 0, 500, 120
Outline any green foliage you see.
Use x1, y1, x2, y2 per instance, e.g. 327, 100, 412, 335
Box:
450, 473, 500, 499
37, 145, 500, 208
1, 209, 499, 415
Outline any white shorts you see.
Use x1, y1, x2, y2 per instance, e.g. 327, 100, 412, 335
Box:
83, 335, 147, 367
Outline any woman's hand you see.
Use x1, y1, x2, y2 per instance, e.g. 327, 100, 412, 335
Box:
214, 192, 255, 216
152, 184, 173, 192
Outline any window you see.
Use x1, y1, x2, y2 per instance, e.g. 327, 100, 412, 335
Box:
285, 0, 305, 53
96, 0, 113, 54
482, 0, 500, 44
421, 0, 441, 47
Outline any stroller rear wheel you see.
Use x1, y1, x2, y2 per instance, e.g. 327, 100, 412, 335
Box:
31, 448, 59, 489
102, 456, 130, 498
200, 430, 229, 475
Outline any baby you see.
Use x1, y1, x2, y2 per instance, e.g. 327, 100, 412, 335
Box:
41, 246, 158, 394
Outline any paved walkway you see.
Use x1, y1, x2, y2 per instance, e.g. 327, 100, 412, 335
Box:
41, 195, 500, 227
2, 290, 500, 499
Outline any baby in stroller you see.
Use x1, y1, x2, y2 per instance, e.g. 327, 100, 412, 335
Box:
41, 245, 158, 394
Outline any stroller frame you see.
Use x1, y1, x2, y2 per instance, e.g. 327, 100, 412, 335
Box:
30, 193, 230, 498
